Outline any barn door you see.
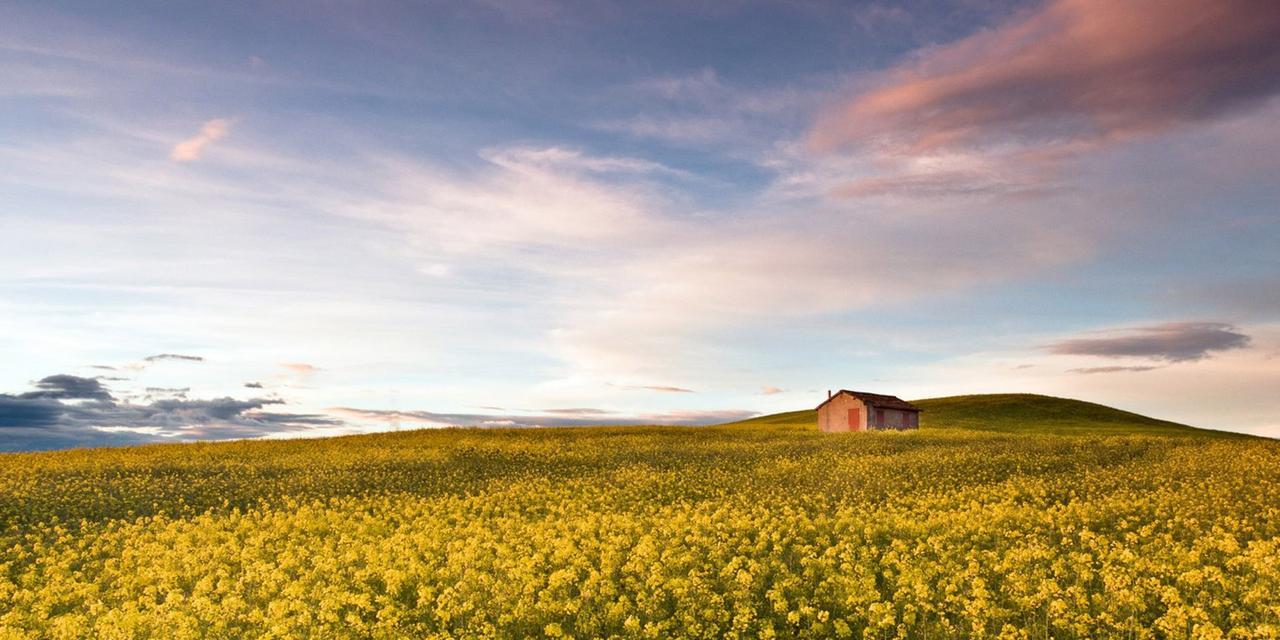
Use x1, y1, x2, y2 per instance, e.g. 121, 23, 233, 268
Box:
847, 408, 860, 431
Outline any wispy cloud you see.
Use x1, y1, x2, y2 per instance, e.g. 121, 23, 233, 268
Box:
143, 386, 190, 399
482, 146, 690, 178
760, 386, 784, 395
615, 384, 696, 393
170, 118, 233, 162
1069, 366, 1163, 375
330, 406, 753, 428
831, 168, 1058, 201
144, 353, 205, 363
1049, 322, 1251, 363
541, 407, 613, 416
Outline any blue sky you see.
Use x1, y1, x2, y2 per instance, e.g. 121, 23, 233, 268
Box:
2, 0, 1279, 450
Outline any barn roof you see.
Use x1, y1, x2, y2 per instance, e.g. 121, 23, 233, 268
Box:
816, 390, 922, 412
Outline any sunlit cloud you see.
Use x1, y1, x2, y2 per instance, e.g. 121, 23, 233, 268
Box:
810, 0, 1280, 155
170, 118, 233, 162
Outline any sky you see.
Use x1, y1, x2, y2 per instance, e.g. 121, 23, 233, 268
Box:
2, 0, 1279, 450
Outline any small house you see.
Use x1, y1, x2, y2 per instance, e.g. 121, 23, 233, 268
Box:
816, 390, 921, 432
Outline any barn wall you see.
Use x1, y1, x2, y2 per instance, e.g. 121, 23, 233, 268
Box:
818, 394, 867, 432
873, 409, 919, 431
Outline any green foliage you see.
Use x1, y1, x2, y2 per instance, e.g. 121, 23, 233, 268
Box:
1, 395, 1277, 638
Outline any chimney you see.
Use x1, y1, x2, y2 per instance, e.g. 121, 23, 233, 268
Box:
827, 389, 832, 399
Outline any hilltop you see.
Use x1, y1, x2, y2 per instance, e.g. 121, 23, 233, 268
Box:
725, 392, 1233, 437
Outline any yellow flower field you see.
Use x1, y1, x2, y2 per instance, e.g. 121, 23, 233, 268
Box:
2, 418, 1278, 638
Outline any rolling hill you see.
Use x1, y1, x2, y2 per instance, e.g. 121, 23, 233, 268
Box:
726, 392, 1234, 437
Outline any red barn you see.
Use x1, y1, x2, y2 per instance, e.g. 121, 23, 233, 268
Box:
816, 390, 921, 432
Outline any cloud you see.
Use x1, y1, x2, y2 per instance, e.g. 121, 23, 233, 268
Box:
144, 387, 190, 399
331, 406, 754, 428
1069, 365, 1163, 375
831, 168, 1058, 201
1049, 322, 1251, 362
548, 197, 1098, 380
352, 148, 659, 256
244, 381, 264, 388
20, 374, 113, 401
616, 384, 695, 393
849, 4, 911, 32
541, 408, 613, 416
0, 395, 64, 428
292, 144, 1099, 388
596, 68, 824, 148
280, 363, 319, 376
811, 0, 1280, 155
760, 386, 784, 395
0, 374, 339, 451
482, 146, 689, 178
593, 116, 741, 145
143, 353, 205, 363
170, 118, 233, 162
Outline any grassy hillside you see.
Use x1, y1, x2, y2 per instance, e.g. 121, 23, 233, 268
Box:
1, 395, 1277, 637
915, 393, 1217, 435
728, 393, 1229, 437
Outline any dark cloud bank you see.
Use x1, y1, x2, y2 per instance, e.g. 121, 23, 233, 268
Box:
1, 375, 757, 452
0, 375, 336, 452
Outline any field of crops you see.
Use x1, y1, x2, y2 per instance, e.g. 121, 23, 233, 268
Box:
1, 395, 1278, 638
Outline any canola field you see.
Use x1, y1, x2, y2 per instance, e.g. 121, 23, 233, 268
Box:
1, 396, 1279, 639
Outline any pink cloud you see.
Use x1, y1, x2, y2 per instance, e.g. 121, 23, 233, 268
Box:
170, 118, 233, 162
810, 0, 1280, 155
280, 362, 319, 375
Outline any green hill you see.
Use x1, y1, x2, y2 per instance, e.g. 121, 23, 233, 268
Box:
727, 393, 1234, 437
